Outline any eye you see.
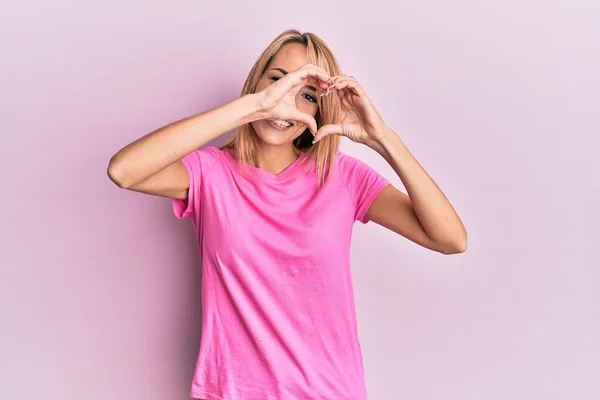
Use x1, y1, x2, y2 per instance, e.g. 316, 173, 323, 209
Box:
270, 77, 316, 103
302, 93, 317, 103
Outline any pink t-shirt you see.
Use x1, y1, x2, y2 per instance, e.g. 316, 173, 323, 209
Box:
172, 146, 390, 400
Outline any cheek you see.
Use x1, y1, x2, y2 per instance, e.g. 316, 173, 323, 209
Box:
254, 78, 269, 93
296, 98, 319, 115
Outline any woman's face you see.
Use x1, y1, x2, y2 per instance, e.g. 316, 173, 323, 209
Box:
251, 42, 320, 147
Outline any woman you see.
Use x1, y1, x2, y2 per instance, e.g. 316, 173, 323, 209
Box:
108, 29, 467, 400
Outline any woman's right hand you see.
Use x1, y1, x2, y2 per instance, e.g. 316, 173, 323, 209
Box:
254, 63, 334, 135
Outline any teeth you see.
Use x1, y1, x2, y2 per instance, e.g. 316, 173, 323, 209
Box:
270, 119, 292, 127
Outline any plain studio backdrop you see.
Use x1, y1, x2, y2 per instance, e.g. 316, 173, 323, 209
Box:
1, 1, 598, 399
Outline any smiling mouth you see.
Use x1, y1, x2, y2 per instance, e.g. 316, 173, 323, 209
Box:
267, 119, 294, 129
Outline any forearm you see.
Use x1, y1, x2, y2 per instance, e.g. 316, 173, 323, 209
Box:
108, 93, 264, 187
369, 127, 468, 250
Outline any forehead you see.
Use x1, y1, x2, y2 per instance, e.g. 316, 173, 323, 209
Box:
267, 42, 309, 73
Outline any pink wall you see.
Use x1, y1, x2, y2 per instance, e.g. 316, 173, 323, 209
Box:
2, 1, 598, 399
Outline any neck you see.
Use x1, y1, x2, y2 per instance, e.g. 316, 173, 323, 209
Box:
253, 144, 301, 175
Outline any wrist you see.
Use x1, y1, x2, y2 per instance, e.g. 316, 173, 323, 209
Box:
242, 92, 268, 123
367, 125, 398, 155
376, 125, 399, 145
367, 139, 389, 157
366, 124, 390, 146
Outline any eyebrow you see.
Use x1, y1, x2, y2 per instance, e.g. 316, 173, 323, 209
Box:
269, 67, 317, 92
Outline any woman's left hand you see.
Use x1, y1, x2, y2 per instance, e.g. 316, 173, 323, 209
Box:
313, 74, 388, 147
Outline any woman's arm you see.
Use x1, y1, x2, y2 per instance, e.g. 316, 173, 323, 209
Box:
309, 73, 467, 255
365, 128, 468, 255
107, 93, 264, 199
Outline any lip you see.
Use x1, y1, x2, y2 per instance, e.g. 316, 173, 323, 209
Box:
267, 119, 294, 130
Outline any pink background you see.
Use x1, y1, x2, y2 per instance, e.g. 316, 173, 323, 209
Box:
1, 1, 599, 399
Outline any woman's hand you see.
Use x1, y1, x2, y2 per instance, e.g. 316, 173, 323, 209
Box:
313, 74, 388, 147
254, 63, 334, 135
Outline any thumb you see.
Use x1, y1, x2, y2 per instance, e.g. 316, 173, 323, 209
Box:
312, 123, 342, 144
289, 111, 317, 136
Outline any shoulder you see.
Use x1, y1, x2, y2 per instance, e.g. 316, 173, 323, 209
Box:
335, 149, 374, 175
334, 149, 391, 223
334, 149, 390, 190
187, 145, 223, 167
197, 145, 223, 160
179, 145, 225, 182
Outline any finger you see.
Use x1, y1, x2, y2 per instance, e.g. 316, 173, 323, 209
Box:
331, 73, 354, 81
307, 76, 318, 87
320, 82, 342, 97
329, 77, 362, 97
325, 84, 349, 103
331, 75, 361, 89
321, 77, 354, 96
294, 65, 334, 89
301, 63, 336, 84
290, 74, 329, 97
297, 64, 338, 95
305, 76, 329, 95
313, 123, 342, 144
298, 72, 329, 88
323, 76, 353, 97
288, 111, 318, 135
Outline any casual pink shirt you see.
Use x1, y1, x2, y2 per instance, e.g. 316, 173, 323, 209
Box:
172, 146, 390, 400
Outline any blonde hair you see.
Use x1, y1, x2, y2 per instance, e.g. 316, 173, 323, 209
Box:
220, 29, 343, 187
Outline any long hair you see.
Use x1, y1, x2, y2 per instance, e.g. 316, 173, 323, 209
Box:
219, 29, 343, 187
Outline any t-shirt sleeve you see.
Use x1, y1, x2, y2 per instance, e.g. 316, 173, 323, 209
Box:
338, 152, 391, 224
172, 146, 218, 221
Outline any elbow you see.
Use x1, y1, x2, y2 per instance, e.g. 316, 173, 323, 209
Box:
440, 236, 468, 255
107, 157, 132, 189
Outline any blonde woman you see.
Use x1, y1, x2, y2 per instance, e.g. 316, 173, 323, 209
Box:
108, 29, 467, 400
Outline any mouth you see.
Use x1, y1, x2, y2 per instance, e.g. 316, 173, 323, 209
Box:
267, 119, 295, 130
